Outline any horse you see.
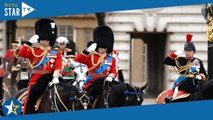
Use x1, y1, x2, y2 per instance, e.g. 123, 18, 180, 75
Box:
156, 78, 213, 103
37, 83, 93, 113
13, 60, 92, 113
69, 59, 88, 90
170, 79, 213, 102
87, 77, 148, 108
2, 50, 29, 101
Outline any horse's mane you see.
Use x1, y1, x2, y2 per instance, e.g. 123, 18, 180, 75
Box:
89, 77, 122, 92
110, 83, 128, 92
89, 77, 105, 92
56, 83, 79, 98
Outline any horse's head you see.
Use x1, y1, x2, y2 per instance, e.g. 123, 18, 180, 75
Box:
50, 83, 92, 111
123, 83, 148, 106
69, 59, 88, 89
103, 82, 148, 107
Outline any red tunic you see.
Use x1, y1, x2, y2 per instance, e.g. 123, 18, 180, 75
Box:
18, 45, 62, 85
75, 53, 117, 89
4, 49, 15, 63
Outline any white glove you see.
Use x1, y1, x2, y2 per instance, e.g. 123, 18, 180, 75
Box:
174, 48, 184, 56
195, 75, 202, 80
86, 43, 97, 52
52, 77, 59, 84
29, 35, 39, 44
105, 76, 113, 82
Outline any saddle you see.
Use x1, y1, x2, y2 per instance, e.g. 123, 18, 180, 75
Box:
155, 89, 191, 104
171, 93, 191, 101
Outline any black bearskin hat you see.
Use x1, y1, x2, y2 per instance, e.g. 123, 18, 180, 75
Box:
184, 34, 196, 53
35, 18, 57, 46
93, 25, 114, 54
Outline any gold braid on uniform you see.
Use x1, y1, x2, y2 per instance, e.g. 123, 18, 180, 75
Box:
88, 54, 106, 71
27, 48, 48, 69
14, 49, 20, 59
174, 57, 191, 75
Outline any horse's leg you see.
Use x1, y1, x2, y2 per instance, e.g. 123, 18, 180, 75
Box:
10, 71, 19, 96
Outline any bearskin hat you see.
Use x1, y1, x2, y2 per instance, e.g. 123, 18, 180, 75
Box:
93, 25, 114, 54
184, 34, 196, 53
65, 51, 75, 58
35, 18, 57, 46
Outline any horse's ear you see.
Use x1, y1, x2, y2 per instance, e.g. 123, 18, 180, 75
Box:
69, 58, 79, 67
140, 83, 148, 91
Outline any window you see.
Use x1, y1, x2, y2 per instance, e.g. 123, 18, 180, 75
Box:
25, 27, 34, 40
58, 26, 74, 41
142, 43, 148, 84
84, 28, 92, 46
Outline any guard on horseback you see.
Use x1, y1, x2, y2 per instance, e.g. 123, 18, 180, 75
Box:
3, 41, 20, 65
3, 41, 20, 79
55, 36, 75, 82
163, 34, 207, 102
75, 25, 117, 99
18, 18, 62, 114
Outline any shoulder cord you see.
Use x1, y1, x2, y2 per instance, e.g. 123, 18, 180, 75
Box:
88, 54, 105, 71
31, 47, 47, 57
14, 50, 20, 59
26, 48, 48, 69
174, 58, 191, 75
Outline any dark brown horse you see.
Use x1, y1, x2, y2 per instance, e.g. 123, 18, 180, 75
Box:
87, 78, 148, 108
170, 79, 213, 102
14, 82, 93, 113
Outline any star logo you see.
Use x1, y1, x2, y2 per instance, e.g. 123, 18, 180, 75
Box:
2, 98, 22, 117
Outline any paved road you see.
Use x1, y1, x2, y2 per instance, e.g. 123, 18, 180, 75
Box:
142, 97, 156, 105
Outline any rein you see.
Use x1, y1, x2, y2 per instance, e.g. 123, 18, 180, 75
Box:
124, 90, 144, 96
124, 86, 144, 102
53, 84, 69, 111
191, 80, 206, 100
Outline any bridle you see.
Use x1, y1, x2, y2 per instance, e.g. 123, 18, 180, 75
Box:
103, 83, 144, 108
124, 86, 144, 102
49, 84, 92, 112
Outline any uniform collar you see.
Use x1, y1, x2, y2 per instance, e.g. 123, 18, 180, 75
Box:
93, 52, 107, 57
40, 46, 51, 51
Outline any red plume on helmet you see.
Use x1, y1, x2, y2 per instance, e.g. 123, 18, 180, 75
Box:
184, 33, 196, 52
186, 34, 193, 43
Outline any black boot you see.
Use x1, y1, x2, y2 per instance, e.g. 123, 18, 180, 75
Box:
165, 96, 173, 103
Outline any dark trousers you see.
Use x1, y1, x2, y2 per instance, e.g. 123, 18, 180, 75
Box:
178, 78, 199, 93
24, 74, 53, 114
